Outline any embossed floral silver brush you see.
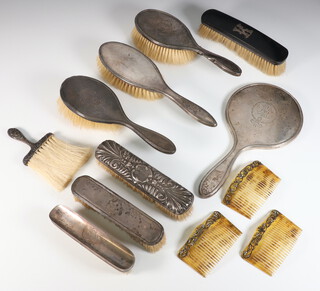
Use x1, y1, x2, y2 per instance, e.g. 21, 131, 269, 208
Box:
95, 140, 194, 220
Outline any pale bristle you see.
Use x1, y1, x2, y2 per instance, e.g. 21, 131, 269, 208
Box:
57, 98, 120, 131
28, 135, 91, 191
97, 57, 163, 100
74, 195, 165, 252
178, 212, 242, 277
97, 160, 192, 220
199, 24, 286, 75
242, 210, 302, 276
132, 27, 197, 64
223, 162, 280, 219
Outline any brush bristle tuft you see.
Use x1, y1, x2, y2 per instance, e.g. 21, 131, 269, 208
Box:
223, 161, 280, 219
57, 98, 120, 131
178, 212, 242, 277
132, 27, 197, 65
199, 24, 286, 75
97, 57, 163, 100
242, 210, 302, 276
28, 135, 91, 191
97, 160, 190, 220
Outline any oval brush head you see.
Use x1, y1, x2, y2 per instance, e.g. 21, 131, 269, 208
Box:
57, 97, 120, 131
199, 9, 288, 75
132, 27, 197, 65
97, 56, 162, 100
95, 140, 194, 220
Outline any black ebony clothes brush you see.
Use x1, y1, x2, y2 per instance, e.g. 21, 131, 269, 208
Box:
199, 9, 288, 75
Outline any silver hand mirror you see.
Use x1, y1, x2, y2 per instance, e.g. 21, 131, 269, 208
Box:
199, 83, 303, 198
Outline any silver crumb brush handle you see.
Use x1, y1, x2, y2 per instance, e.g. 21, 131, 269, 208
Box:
162, 88, 217, 127
8, 128, 34, 147
125, 122, 176, 154
196, 47, 242, 76
8, 128, 52, 165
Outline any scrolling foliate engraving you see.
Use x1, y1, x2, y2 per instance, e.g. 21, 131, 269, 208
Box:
95, 140, 194, 215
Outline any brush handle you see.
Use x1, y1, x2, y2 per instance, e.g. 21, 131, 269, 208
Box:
196, 46, 242, 76
8, 128, 35, 148
199, 142, 243, 198
162, 88, 217, 127
125, 122, 176, 154
8, 128, 52, 165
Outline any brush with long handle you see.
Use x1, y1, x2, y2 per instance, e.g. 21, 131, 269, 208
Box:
199, 9, 288, 75
58, 75, 176, 154
132, 9, 241, 76
98, 42, 217, 127
8, 128, 91, 191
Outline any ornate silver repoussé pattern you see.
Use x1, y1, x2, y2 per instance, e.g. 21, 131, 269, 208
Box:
95, 140, 194, 217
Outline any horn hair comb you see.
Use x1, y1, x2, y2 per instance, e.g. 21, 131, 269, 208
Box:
222, 161, 281, 219
178, 211, 242, 277
241, 210, 302, 276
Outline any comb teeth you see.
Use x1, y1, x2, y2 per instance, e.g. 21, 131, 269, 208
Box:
97, 56, 163, 100
242, 210, 302, 276
223, 161, 280, 219
132, 27, 197, 64
178, 211, 242, 277
198, 24, 286, 75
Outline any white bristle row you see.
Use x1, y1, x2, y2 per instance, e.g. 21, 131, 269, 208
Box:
199, 24, 286, 75
28, 135, 91, 191
97, 57, 163, 100
246, 215, 302, 276
180, 216, 241, 277
57, 98, 120, 131
132, 27, 197, 64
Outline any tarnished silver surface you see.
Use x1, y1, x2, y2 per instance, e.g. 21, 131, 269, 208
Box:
72, 176, 165, 248
8, 128, 52, 166
135, 9, 241, 76
60, 76, 176, 154
99, 42, 217, 127
199, 83, 303, 198
49, 205, 135, 272
95, 140, 194, 217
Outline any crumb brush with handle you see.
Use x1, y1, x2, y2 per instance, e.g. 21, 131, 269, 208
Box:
8, 128, 91, 190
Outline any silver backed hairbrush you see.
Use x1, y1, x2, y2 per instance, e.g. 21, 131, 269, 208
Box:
132, 9, 241, 76
98, 41, 217, 127
95, 140, 194, 220
72, 175, 165, 252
